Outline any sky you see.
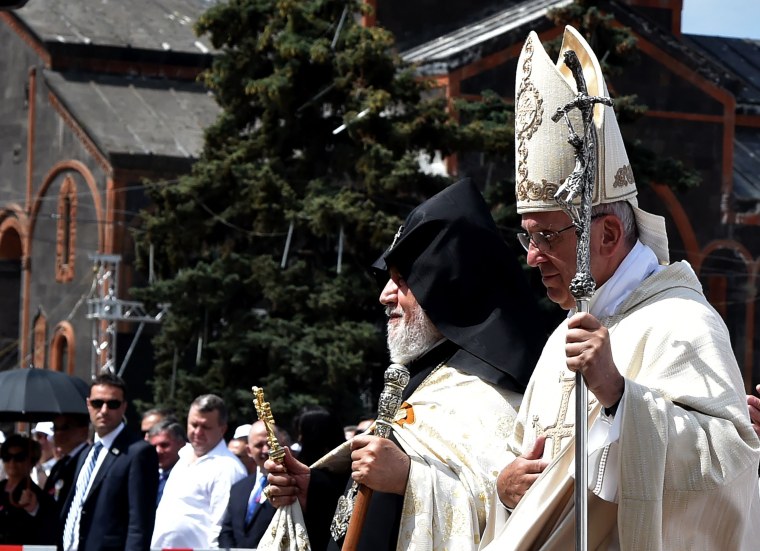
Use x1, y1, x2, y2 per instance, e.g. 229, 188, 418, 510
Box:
681, 0, 760, 39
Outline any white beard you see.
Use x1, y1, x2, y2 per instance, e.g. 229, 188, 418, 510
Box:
386, 304, 442, 365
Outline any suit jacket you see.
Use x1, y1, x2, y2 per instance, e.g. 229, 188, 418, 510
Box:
44, 442, 88, 512
60, 427, 158, 551
219, 473, 275, 549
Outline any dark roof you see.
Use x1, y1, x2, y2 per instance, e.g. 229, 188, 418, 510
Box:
14, 0, 217, 55
684, 36, 760, 205
401, 0, 570, 74
44, 69, 220, 169
685, 35, 760, 113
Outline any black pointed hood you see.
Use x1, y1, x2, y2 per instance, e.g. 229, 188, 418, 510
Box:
373, 180, 542, 390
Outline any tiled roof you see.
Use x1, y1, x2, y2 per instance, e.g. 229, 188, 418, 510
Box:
15, 0, 217, 55
44, 69, 220, 165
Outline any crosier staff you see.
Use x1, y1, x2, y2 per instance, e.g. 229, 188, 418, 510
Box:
551, 49, 613, 551
330, 363, 410, 550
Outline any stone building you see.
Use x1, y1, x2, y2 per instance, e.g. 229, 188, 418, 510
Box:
0, 0, 219, 396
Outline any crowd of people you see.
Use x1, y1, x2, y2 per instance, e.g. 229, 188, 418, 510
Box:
0, 374, 368, 550
1, 24, 760, 551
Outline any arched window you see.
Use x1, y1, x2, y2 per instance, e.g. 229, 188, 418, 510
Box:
32, 309, 46, 368
50, 322, 75, 374
56, 176, 77, 282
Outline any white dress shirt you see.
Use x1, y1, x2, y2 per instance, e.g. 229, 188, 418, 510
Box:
150, 439, 247, 549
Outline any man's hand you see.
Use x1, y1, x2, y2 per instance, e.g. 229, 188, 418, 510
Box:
497, 436, 548, 508
350, 435, 410, 495
747, 384, 760, 439
265, 447, 311, 510
565, 312, 625, 408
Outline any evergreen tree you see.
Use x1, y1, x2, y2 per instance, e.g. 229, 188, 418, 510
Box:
133, 0, 518, 429
134, 0, 696, 431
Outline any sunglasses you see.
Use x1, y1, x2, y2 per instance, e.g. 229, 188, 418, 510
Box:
89, 399, 123, 410
2, 450, 29, 463
53, 424, 72, 432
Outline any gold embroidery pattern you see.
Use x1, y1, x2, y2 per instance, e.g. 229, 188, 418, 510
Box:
613, 164, 634, 188
515, 38, 562, 205
533, 372, 576, 458
517, 178, 561, 203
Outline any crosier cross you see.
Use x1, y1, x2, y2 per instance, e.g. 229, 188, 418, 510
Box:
551, 50, 612, 301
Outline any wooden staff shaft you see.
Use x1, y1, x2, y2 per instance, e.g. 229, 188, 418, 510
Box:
341, 364, 409, 550
342, 485, 373, 550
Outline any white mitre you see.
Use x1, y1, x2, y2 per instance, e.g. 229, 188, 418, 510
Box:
514, 25, 669, 265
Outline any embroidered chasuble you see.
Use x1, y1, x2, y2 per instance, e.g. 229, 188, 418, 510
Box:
479, 262, 760, 551
258, 359, 522, 550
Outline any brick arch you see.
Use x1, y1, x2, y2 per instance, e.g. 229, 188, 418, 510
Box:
22, 161, 103, 367
648, 182, 700, 268
29, 160, 104, 253
0, 204, 29, 260
50, 321, 76, 375
701, 239, 755, 271
0, 206, 26, 370
700, 239, 756, 392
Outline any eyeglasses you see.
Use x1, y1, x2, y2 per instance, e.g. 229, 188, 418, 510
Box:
2, 450, 28, 463
517, 223, 576, 253
53, 424, 72, 432
89, 399, 123, 410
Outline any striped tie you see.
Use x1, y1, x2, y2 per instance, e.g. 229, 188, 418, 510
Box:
63, 441, 104, 551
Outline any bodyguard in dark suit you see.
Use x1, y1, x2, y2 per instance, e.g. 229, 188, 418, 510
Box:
43, 414, 90, 511
60, 373, 158, 551
219, 420, 276, 549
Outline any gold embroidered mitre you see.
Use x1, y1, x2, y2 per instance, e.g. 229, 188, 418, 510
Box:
514, 26, 669, 264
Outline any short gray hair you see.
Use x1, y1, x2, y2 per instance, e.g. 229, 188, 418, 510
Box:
148, 419, 187, 442
592, 201, 637, 247
190, 394, 228, 425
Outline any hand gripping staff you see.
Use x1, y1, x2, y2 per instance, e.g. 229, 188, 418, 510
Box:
330, 363, 410, 550
550, 49, 612, 551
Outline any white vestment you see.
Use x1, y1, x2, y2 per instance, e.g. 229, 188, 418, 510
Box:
259, 365, 522, 550
480, 260, 760, 550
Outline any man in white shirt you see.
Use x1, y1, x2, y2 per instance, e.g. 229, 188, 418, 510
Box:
150, 394, 247, 549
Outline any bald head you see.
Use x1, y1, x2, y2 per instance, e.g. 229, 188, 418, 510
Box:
247, 420, 270, 473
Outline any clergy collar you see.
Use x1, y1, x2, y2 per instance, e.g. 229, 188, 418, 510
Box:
405, 339, 458, 379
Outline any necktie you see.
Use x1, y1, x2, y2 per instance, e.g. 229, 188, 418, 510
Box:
245, 475, 267, 525
156, 468, 169, 506
63, 441, 104, 551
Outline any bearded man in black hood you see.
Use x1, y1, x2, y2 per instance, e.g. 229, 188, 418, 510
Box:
262, 179, 545, 550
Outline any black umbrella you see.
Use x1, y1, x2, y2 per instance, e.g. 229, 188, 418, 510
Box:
0, 367, 89, 422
